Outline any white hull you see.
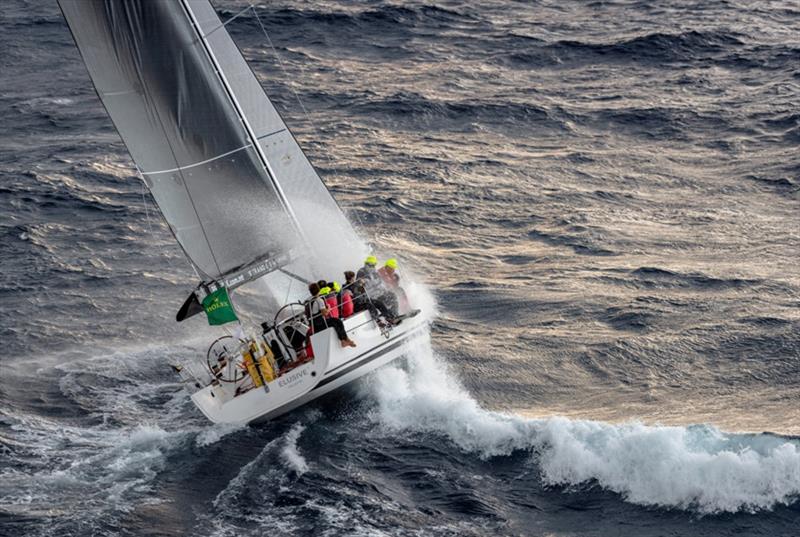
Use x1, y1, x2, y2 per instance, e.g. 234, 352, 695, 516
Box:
189, 311, 427, 424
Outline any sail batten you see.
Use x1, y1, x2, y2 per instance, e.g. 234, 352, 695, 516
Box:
143, 143, 252, 176
59, 0, 365, 287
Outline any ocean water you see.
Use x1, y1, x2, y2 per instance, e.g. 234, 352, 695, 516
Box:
1, 0, 799, 536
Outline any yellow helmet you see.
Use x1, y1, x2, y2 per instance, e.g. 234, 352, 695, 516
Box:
365, 255, 377, 266
384, 258, 398, 270
332, 281, 341, 293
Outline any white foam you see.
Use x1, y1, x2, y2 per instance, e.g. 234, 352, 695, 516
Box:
195, 422, 246, 447
281, 423, 310, 475
0, 416, 187, 523
367, 335, 800, 514
535, 418, 800, 513
212, 437, 280, 509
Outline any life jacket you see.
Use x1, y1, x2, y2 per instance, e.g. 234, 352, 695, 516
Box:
378, 266, 399, 289
340, 288, 354, 318
324, 293, 339, 319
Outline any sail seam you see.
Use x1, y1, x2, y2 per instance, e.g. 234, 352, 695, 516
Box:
142, 143, 252, 175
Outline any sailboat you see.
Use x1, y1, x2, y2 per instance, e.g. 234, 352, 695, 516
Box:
58, 0, 426, 424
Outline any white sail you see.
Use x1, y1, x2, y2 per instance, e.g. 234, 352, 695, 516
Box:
58, 0, 364, 287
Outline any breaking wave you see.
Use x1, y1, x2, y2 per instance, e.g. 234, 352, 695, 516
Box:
367, 337, 800, 514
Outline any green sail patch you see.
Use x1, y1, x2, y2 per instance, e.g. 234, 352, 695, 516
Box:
202, 287, 238, 326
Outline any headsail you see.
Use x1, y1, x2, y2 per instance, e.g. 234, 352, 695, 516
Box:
58, 0, 364, 287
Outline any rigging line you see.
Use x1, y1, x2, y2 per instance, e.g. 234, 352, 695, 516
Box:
249, 3, 357, 243
250, 5, 311, 119
283, 271, 294, 306
201, 3, 253, 39
133, 162, 203, 282
135, 165, 202, 281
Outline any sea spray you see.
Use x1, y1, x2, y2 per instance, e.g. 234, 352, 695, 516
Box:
367, 334, 800, 514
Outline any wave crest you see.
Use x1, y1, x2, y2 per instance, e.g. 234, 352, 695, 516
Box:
367, 338, 800, 514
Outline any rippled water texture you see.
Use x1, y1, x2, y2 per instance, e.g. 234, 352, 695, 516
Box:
1, 0, 798, 536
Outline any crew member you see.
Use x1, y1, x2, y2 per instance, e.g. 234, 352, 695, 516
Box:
325, 282, 340, 319
357, 255, 382, 290
306, 282, 356, 348
352, 261, 399, 324
378, 258, 400, 288
350, 278, 370, 314
378, 258, 409, 313
340, 271, 356, 318
356, 255, 385, 298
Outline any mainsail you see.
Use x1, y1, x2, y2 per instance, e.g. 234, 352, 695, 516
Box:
58, 0, 364, 288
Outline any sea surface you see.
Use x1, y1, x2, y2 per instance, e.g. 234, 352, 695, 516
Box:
1, 0, 799, 536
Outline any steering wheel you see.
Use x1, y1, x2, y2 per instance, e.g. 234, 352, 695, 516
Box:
206, 335, 247, 384
273, 301, 307, 327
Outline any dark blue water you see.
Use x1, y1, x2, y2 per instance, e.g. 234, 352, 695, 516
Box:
1, 1, 799, 535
